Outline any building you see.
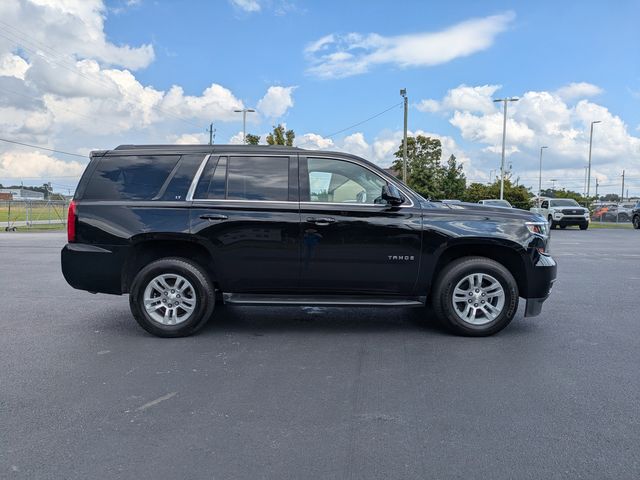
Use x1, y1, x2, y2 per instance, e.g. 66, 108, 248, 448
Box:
0, 188, 45, 200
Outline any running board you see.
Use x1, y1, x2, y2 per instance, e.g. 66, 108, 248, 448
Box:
222, 293, 426, 307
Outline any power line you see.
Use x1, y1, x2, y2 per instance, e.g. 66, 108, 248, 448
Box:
297, 102, 403, 148
0, 137, 87, 158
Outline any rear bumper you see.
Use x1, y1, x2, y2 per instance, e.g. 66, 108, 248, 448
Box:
61, 243, 126, 294
523, 253, 557, 317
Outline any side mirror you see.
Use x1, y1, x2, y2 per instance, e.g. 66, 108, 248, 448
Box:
382, 184, 404, 206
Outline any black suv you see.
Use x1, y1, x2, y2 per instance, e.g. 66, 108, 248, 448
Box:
61, 145, 556, 337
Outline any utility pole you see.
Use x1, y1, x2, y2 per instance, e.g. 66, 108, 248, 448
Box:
583, 166, 588, 196
586, 120, 601, 200
400, 88, 408, 183
621, 170, 625, 202
233, 108, 256, 143
538, 146, 548, 207
595, 178, 599, 201
493, 97, 519, 200
207, 123, 216, 145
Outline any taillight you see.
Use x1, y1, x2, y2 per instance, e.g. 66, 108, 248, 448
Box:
67, 200, 77, 243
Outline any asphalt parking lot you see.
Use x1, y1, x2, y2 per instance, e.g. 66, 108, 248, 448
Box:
1, 230, 639, 479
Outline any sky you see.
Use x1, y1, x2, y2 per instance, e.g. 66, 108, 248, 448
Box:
0, 0, 639, 197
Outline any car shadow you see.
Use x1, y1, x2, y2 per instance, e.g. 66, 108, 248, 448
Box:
197, 304, 449, 336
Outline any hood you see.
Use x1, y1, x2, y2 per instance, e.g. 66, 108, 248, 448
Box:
423, 200, 544, 222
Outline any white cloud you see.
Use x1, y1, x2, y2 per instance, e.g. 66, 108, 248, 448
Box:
556, 82, 603, 101
257, 86, 296, 118
229, 131, 246, 144
305, 12, 515, 78
0, 150, 86, 179
229, 0, 261, 12
419, 84, 640, 191
417, 84, 502, 114
0, 0, 154, 70
170, 133, 209, 145
296, 133, 335, 149
0, 0, 295, 184
0, 53, 29, 79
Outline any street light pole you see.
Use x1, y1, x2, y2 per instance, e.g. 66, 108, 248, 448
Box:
538, 146, 548, 207
493, 97, 519, 200
586, 120, 601, 201
400, 88, 408, 183
234, 108, 256, 143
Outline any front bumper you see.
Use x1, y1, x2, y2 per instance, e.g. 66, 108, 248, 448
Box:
523, 253, 557, 317
61, 243, 126, 294
553, 215, 589, 226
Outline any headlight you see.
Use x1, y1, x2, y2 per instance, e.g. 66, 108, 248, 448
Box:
526, 222, 548, 235
584, 212, 590, 218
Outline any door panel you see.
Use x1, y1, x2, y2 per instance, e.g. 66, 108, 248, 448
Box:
299, 156, 422, 294
190, 154, 300, 293
191, 201, 300, 292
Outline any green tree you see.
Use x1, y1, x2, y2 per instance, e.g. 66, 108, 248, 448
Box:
245, 134, 260, 145
266, 124, 295, 146
462, 178, 533, 209
440, 154, 466, 199
391, 135, 442, 199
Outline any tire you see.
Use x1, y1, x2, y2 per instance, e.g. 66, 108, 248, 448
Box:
560, 225, 567, 229
548, 216, 556, 229
432, 256, 519, 337
129, 257, 215, 337
634, 216, 640, 229
579, 224, 588, 230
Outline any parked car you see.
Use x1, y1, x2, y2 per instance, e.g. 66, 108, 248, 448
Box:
632, 202, 640, 229
532, 198, 590, 230
62, 145, 556, 338
478, 199, 513, 208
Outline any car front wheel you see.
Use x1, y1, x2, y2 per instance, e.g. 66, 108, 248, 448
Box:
432, 256, 519, 336
633, 216, 640, 229
129, 257, 215, 337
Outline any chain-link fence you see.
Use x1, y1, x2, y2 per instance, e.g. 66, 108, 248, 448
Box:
2, 200, 69, 231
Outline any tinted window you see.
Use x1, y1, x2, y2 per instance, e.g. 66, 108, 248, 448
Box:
194, 156, 227, 199
83, 155, 180, 200
306, 158, 387, 204
161, 154, 206, 201
227, 156, 289, 201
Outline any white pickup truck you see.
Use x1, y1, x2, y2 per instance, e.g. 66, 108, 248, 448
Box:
531, 198, 590, 230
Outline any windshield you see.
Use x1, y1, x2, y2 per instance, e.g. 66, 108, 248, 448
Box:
550, 199, 580, 207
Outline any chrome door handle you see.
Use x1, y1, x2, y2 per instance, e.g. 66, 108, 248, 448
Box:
199, 214, 228, 221
307, 217, 336, 226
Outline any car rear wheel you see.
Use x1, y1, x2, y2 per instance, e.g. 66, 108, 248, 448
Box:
633, 216, 640, 229
129, 257, 215, 337
432, 256, 519, 336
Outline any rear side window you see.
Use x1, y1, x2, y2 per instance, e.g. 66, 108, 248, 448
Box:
83, 155, 180, 200
227, 156, 289, 201
195, 156, 289, 201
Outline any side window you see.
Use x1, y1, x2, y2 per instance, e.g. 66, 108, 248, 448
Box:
541, 201, 549, 209
83, 155, 181, 200
306, 158, 387, 204
227, 156, 289, 201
